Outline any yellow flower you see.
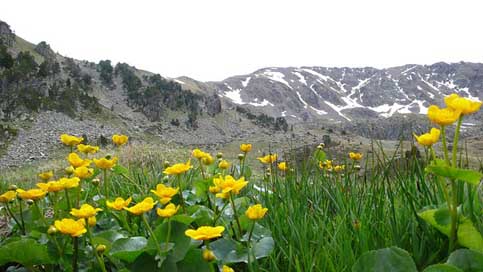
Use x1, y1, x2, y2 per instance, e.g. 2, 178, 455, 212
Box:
54, 218, 86, 237
124, 197, 157, 215
77, 144, 100, 154
413, 128, 441, 147
38, 171, 54, 181
112, 134, 129, 146
319, 160, 332, 170
60, 134, 84, 146
67, 153, 92, 168
201, 154, 214, 165
218, 160, 230, 170
222, 265, 235, 272
163, 160, 192, 175
58, 177, 80, 189
73, 166, 94, 179
257, 154, 277, 164
37, 181, 64, 193
212, 175, 248, 199
185, 226, 225, 240
277, 162, 288, 171
70, 204, 103, 219
240, 143, 252, 153
106, 197, 132, 211
444, 93, 482, 115
151, 184, 179, 204
0, 191, 16, 203
156, 203, 180, 218
334, 165, 345, 173
88, 216, 96, 227
245, 204, 268, 220
427, 105, 461, 126
93, 157, 118, 169
349, 152, 363, 161
192, 148, 208, 160
16, 188, 47, 200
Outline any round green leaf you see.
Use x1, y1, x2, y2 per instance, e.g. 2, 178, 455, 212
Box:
110, 236, 148, 263
423, 264, 463, 272
351, 247, 417, 272
447, 249, 483, 272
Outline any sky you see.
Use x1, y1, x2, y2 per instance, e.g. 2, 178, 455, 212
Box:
1, 0, 482, 81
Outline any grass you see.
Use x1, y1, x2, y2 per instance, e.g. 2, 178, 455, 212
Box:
0, 136, 481, 271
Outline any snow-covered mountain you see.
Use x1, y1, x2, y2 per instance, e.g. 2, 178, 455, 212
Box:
195, 62, 483, 122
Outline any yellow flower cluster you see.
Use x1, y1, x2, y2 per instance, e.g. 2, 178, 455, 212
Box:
112, 134, 129, 146
60, 134, 84, 146
163, 160, 192, 175
349, 152, 363, 161
415, 93, 481, 147
151, 184, 179, 204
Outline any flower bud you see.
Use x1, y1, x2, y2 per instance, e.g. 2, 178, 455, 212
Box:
88, 216, 97, 227
163, 161, 170, 168
162, 176, 170, 183
65, 166, 74, 175
92, 178, 100, 186
8, 184, 17, 191
26, 199, 34, 206
237, 153, 245, 160
216, 152, 223, 159
96, 244, 107, 254
354, 165, 361, 170
47, 225, 57, 235
202, 249, 216, 262
353, 219, 361, 231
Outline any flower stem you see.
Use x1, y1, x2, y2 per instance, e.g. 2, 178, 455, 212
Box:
18, 199, 26, 235
142, 214, 164, 260
5, 203, 23, 234
85, 219, 107, 272
452, 116, 463, 168
33, 201, 48, 227
229, 192, 242, 240
64, 190, 71, 211
103, 169, 109, 201
72, 237, 79, 272
165, 218, 171, 252
440, 126, 450, 166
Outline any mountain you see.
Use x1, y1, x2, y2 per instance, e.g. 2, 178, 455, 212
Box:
199, 64, 483, 123
1, 19, 482, 168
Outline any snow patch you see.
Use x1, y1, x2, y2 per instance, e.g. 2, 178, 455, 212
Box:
296, 92, 308, 109
249, 98, 274, 107
262, 71, 292, 89
310, 106, 327, 115
241, 77, 251, 88
293, 72, 307, 86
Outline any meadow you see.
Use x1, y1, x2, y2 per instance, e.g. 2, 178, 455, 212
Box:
0, 94, 482, 272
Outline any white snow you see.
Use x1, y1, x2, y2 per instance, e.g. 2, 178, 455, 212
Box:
296, 91, 308, 109
417, 85, 422, 90
369, 100, 428, 117
262, 70, 292, 89
241, 77, 251, 88
401, 65, 417, 75
249, 98, 274, 107
301, 68, 332, 82
310, 106, 327, 115
324, 101, 351, 121
293, 72, 307, 86
223, 84, 245, 105
281, 111, 287, 117
173, 79, 185, 85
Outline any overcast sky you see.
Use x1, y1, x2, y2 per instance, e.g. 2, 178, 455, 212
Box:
1, 0, 482, 81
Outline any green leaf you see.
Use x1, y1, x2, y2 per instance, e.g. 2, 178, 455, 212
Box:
130, 252, 160, 272
419, 208, 483, 252
447, 249, 483, 272
418, 208, 451, 236
171, 214, 195, 225
253, 237, 275, 259
176, 248, 210, 272
423, 264, 463, 272
112, 165, 129, 175
190, 205, 215, 226
457, 218, 483, 253
314, 150, 327, 162
210, 238, 248, 263
426, 165, 482, 186
0, 238, 54, 266
148, 221, 192, 262
110, 236, 148, 263
351, 247, 417, 272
